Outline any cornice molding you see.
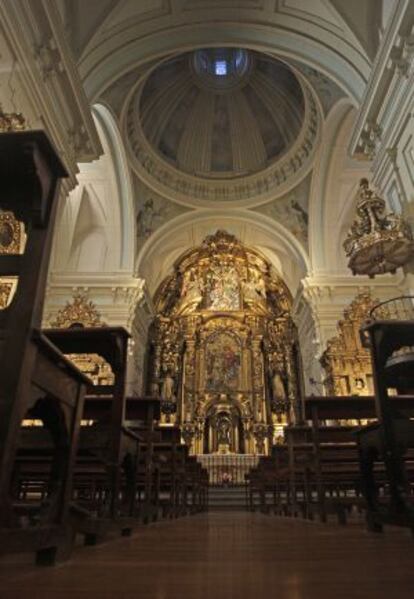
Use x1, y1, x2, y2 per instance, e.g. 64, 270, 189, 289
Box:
125, 79, 321, 208
44, 274, 149, 330
0, 0, 102, 187
349, 0, 414, 159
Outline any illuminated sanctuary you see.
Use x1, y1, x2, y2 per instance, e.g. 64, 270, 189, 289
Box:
147, 230, 300, 455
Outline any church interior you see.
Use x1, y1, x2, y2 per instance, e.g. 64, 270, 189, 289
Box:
2, 1, 414, 597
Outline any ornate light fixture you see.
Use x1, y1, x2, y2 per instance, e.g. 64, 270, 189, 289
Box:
344, 179, 414, 277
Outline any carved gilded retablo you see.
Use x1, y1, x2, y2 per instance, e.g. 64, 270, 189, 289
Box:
147, 230, 302, 455
320, 291, 384, 396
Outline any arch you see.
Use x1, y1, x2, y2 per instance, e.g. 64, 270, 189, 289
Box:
135, 210, 311, 298
92, 103, 136, 272
80, 18, 371, 106
67, 185, 108, 271
308, 99, 369, 274
52, 103, 135, 274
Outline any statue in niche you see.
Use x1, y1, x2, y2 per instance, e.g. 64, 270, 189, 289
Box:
216, 415, 232, 453
352, 377, 369, 396
161, 371, 176, 402
136, 198, 164, 238
272, 371, 286, 401
218, 419, 231, 445
271, 371, 288, 421
290, 199, 308, 227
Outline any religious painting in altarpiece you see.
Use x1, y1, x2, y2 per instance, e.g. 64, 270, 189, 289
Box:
146, 230, 303, 456
206, 331, 241, 392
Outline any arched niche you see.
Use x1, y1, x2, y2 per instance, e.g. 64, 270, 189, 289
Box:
136, 210, 310, 299
308, 99, 370, 274
51, 103, 135, 275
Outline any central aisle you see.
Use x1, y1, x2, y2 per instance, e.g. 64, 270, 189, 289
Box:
1, 512, 414, 598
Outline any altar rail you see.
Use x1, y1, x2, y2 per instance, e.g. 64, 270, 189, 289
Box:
197, 454, 259, 486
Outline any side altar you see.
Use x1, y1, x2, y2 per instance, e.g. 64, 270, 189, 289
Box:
145, 231, 305, 455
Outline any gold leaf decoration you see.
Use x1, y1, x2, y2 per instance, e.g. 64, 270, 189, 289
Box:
0, 104, 26, 133
320, 292, 383, 396
50, 293, 105, 329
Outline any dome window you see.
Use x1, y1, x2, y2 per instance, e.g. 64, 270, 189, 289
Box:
214, 60, 228, 76
193, 48, 251, 89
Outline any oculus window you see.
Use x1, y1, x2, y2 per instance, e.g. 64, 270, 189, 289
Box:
193, 48, 250, 89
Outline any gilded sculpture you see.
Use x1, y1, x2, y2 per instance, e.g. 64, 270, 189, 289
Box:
146, 230, 301, 455
320, 291, 383, 396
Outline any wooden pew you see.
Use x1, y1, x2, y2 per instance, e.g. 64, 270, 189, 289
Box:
125, 397, 162, 523
246, 449, 292, 514
247, 396, 395, 522
0, 131, 89, 565
152, 428, 187, 518
141, 427, 208, 517
302, 397, 377, 523
43, 327, 147, 544
286, 396, 414, 526
357, 313, 414, 533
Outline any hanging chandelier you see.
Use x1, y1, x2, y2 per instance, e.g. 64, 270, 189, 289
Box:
343, 179, 414, 277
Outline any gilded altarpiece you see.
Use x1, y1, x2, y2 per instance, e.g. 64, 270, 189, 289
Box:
146, 231, 303, 455
320, 292, 384, 396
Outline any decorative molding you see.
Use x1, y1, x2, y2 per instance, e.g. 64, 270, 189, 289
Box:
125, 81, 321, 208
0, 211, 23, 255
44, 274, 149, 330
49, 293, 105, 328
0, 209, 23, 311
0, 0, 102, 188
349, 0, 414, 160
0, 282, 13, 309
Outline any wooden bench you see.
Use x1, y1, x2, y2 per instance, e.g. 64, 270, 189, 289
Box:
0, 131, 89, 565
285, 396, 414, 526
357, 312, 414, 533
43, 327, 148, 544
247, 396, 414, 525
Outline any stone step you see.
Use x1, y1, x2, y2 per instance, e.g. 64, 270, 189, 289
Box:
207, 485, 256, 509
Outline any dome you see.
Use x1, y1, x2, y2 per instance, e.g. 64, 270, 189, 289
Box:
138, 49, 305, 179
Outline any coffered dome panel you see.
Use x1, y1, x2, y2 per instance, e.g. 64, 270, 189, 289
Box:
125, 48, 321, 208
139, 50, 304, 179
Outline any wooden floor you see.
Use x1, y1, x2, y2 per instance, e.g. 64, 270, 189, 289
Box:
1, 512, 414, 598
